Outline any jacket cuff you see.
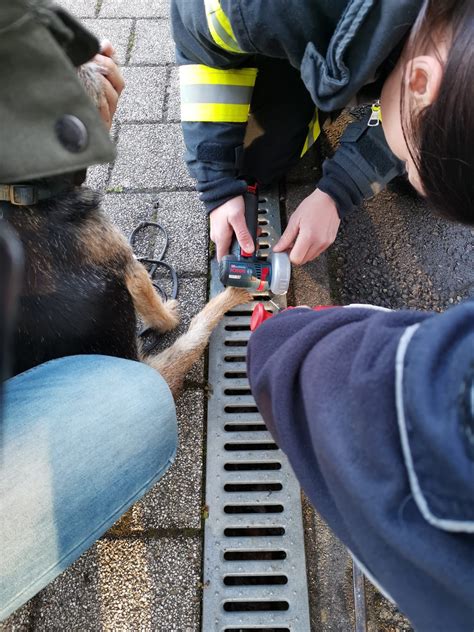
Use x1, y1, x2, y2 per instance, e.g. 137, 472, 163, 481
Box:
319, 116, 406, 219
197, 176, 248, 214
318, 160, 364, 219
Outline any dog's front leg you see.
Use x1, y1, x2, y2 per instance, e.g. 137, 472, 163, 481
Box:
142, 287, 251, 397
125, 259, 179, 332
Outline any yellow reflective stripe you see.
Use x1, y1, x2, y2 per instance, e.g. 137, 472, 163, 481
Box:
208, 15, 240, 53
209, 0, 238, 44
300, 109, 321, 157
204, 0, 243, 54
180, 65, 257, 87
179, 65, 257, 122
181, 102, 250, 123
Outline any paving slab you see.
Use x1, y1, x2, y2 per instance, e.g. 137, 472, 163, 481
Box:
101, 192, 157, 254
166, 67, 181, 122
31, 537, 201, 631
117, 67, 168, 122
86, 163, 110, 191
82, 18, 133, 65
58, 0, 97, 18
152, 192, 208, 275
131, 20, 175, 65
111, 389, 205, 532
110, 123, 193, 189
100, 0, 170, 18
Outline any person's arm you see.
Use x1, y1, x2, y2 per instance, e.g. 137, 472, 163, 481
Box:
247, 300, 474, 527
317, 113, 406, 218
274, 114, 406, 264
172, 0, 260, 256
247, 300, 474, 630
172, 0, 257, 209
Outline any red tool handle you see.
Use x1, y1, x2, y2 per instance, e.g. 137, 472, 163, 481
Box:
241, 184, 258, 258
250, 303, 336, 332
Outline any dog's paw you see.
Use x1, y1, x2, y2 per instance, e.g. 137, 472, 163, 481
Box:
223, 286, 253, 309
158, 299, 180, 332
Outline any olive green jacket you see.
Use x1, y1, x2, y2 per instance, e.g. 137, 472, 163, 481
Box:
0, 0, 115, 183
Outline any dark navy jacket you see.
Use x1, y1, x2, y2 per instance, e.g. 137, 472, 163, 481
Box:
172, 0, 420, 213
247, 302, 474, 631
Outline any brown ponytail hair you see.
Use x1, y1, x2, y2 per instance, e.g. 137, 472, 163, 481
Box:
403, 0, 474, 225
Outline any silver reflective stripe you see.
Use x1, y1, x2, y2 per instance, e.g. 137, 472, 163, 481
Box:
208, 10, 241, 53
395, 323, 474, 534
181, 83, 253, 105
350, 551, 396, 605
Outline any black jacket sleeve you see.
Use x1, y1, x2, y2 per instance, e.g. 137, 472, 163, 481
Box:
317, 114, 406, 219
172, 2, 256, 213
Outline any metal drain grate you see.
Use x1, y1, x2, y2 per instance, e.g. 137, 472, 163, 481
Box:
203, 187, 311, 631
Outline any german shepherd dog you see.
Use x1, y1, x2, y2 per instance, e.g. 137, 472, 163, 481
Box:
5, 62, 251, 395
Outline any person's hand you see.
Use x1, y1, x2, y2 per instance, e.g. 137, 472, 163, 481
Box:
273, 188, 340, 265
93, 40, 125, 129
210, 196, 255, 261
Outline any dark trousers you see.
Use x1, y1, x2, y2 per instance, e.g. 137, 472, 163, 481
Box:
241, 57, 317, 185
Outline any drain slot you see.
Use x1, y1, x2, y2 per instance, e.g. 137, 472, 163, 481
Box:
225, 340, 249, 347
224, 423, 267, 432
224, 371, 248, 379
225, 628, 289, 632
203, 185, 311, 631
224, 482, 282, 492
224, 504, 284, 514
224, 406, 260, 414
224, 388, 252, 396
224, 574, 288, 585
226, 310, 254, 317
224, 356, 247, 363
223, 601, 289, 612
224, 462, 282, 471
224, 527, 285, 537
224, 442, 278, 451
224, 551, 287, 561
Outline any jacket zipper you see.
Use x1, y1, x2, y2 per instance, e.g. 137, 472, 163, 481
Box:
368, 100, 382, 126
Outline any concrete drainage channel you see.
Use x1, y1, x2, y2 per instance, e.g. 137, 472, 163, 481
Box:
202, 186, 311, 631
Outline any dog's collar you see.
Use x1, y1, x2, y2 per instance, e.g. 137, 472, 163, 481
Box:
0, 183, 62, 206
0, 170, 87, 207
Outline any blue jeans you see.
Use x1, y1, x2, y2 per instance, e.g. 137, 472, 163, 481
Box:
0, 355, 177, 621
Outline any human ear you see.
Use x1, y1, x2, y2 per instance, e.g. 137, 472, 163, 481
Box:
404, 55, 444, 109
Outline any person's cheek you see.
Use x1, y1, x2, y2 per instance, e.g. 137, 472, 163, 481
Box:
381, 67, 408, 162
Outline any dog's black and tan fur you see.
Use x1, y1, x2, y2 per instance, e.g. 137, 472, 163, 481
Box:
7, 62, 251, 395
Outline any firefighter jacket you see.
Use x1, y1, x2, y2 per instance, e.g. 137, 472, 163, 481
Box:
171, 0, 422, 215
